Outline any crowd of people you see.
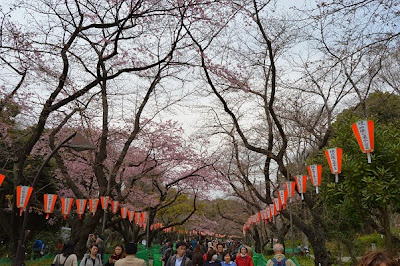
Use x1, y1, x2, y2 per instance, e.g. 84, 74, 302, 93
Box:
50, 235, 399, 266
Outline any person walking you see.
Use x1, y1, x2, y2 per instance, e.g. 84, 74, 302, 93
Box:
235, 246, 253, 266
166, 242, 192, 266
192, 244, 204, 266
52, 240, 78, 266
204, 249, 221, 266
266, 244, 295, 266
216, 244, 224, 262
220, 251, 236, 266
186, 242, 194, 260
161, 240, 169, 256
115, 243, 146, 266
105, 244, 126, 266
86, 234, 105, 261
80, 244, 102, 266
162, 242, 174, 263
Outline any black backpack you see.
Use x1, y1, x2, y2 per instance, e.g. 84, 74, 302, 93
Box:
271, 257, 287, 266
52, 254, 70, 266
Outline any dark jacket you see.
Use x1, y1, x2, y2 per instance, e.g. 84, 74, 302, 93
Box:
166, 254, 192, 266
192, 252, 204, 266
105, 253, 123, 266
163, 248, 174, 262
204, 261, 222, 266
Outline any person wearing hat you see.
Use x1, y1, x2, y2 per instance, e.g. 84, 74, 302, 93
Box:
235, 246, 253, 266
115, 243, 146, 266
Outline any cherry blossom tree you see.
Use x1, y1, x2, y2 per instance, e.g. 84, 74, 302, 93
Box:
0, 0, 242, 261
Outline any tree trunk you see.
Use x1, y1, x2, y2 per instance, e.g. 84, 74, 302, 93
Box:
381, 206, 392, 254
70, 211, 103, 258
342, 238, 357, 266
252, 227, 262, 253
299, 224, 330, 266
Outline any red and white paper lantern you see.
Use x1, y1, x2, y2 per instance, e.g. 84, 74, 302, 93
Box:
0, 174, 5, 187
325, 148, 342, 183
16, 186, 33, 216
61, 198, 73, 219
352, 120, 374, 163
279, 189, 288, 208
270, 203, 276, 218
295, 175, 307, 200
111, 201, 119, 214
128, 210, 135, 222
307, 164, 322, 194
266, 206, 271, 221
274, 198, 281, 213
120, 207, 128, 219
76, 199, 87, 219
100, 196, 109, 210
89, 199, 99, 216
43, 194, 58, 219
285, 181, 296, 201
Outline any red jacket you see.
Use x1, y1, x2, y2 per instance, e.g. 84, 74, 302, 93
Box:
235, 255, 253, 266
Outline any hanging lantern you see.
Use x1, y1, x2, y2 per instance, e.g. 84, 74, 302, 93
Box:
89, 199, 99, 216
111, 200, 119, 214
274, 198, 281, 213
76, 199, 87, 219
285, 181, 295, 201
325, 148, 342, 183
61, 198, 73, 219
100, 196, 109, 210
135, 212, 140, 225
121, 207, 128, 219
43, 194, 58, 219
0, 174, 5, 187
270, 203, 276, 217
128, 210, 135, 222
16, 186, 33, 216
279, 189, 288, 208
307, 164, 322, 194
352, 120, 374, 163
295, 175, 307, 200
265, 206, 270, 221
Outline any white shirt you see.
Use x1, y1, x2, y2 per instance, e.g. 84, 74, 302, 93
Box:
175, 256, 184, 266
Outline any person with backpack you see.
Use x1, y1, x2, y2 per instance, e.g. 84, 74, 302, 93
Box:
266, 244, 295, 266
52, 240, 78, 266
166, 242, 192, 266
80, 244, 102, 266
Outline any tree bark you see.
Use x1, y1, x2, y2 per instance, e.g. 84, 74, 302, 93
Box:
381, 206, 392, 254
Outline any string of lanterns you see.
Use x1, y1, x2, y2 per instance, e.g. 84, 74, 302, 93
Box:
0, 120, 375, 236
243, 120, 374, 235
